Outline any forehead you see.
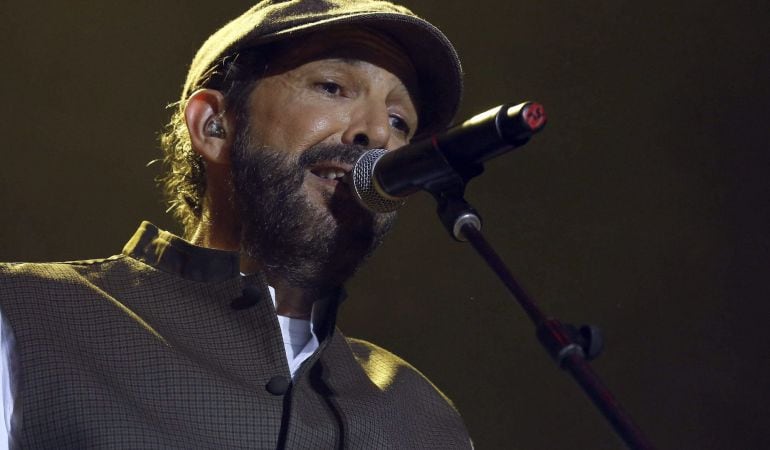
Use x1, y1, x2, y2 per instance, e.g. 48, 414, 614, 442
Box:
263, 27, 420, 100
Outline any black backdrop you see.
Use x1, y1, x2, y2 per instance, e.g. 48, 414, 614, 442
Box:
2, 1, 769, 448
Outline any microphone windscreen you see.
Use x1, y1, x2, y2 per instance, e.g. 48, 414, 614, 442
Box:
350, 149, 405, 213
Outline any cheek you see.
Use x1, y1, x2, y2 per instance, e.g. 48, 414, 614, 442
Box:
308, 113, 333, 134
287, 101, 349, 146
251, 83, 345, 152
283, 113, 336, 153
251, 103, 338, 151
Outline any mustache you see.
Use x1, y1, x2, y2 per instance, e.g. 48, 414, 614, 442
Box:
297, 143, 369, 169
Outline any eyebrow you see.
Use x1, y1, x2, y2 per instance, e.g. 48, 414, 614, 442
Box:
312, 57, 363, 67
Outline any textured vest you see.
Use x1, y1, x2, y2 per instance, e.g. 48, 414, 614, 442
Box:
0, 222, 471, 449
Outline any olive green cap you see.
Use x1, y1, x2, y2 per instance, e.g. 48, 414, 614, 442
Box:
182, 0, 463, 137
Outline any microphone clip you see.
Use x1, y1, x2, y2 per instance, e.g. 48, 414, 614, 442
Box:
433, 188, 483, 243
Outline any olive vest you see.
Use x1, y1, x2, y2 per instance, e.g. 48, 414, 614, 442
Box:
0, 222, 471, 449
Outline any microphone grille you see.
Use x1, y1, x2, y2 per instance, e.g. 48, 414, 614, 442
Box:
351, 149, 406, 213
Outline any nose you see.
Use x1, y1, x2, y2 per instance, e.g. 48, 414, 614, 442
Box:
352, 133, 369, 146
341, 105, 392, 149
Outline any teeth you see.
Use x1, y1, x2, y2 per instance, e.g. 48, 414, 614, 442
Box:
316, 168, 346, 180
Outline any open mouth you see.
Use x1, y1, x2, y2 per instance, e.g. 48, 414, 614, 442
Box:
309, 162, 352, 185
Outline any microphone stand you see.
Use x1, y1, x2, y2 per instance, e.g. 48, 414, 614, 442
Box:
428, 184, 656, 449
354, 100, 654, 447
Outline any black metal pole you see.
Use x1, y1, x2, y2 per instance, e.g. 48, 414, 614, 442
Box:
460, 223, 655, 450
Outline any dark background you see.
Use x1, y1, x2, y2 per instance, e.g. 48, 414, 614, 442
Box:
2, 1, 769, 448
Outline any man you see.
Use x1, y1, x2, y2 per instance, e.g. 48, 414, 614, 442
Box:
0, 0, 471, 447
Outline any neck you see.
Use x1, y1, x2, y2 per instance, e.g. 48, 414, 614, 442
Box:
189, 218, 239, 251
239, 256, 317, 319
189, 184, 241, 251
192, 198, 332, 320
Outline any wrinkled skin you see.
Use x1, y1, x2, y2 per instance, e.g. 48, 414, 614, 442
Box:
231, 28, 420, 295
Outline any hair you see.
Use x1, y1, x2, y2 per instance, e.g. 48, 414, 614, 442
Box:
157, 27, 419, 238
157, 49, 266, 238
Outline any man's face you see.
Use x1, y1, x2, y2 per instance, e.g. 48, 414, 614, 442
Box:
230, 28, 420, 291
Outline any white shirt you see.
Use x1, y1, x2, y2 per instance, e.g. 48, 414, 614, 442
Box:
0, 313, 17, 450
268, 286, 320, 378
0, 284, 318, 449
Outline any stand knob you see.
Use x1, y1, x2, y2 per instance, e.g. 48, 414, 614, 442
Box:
577, 324, 604, 360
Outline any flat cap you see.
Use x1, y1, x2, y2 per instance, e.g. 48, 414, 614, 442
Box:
182, 0, 463, 137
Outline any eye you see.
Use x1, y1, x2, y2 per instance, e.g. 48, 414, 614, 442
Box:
316, 81, 342, 96
389, 114, 412, 136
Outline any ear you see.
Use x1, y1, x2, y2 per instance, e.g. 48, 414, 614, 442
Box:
184, 89, 234, 165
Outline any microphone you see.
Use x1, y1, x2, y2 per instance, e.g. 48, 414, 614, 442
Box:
350, 101, 547, 213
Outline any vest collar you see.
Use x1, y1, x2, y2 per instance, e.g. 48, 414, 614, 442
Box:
122, 221, 241, 282
120, 221, 348, 332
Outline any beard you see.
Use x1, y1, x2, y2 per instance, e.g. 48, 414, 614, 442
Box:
230, 124, 397, 292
